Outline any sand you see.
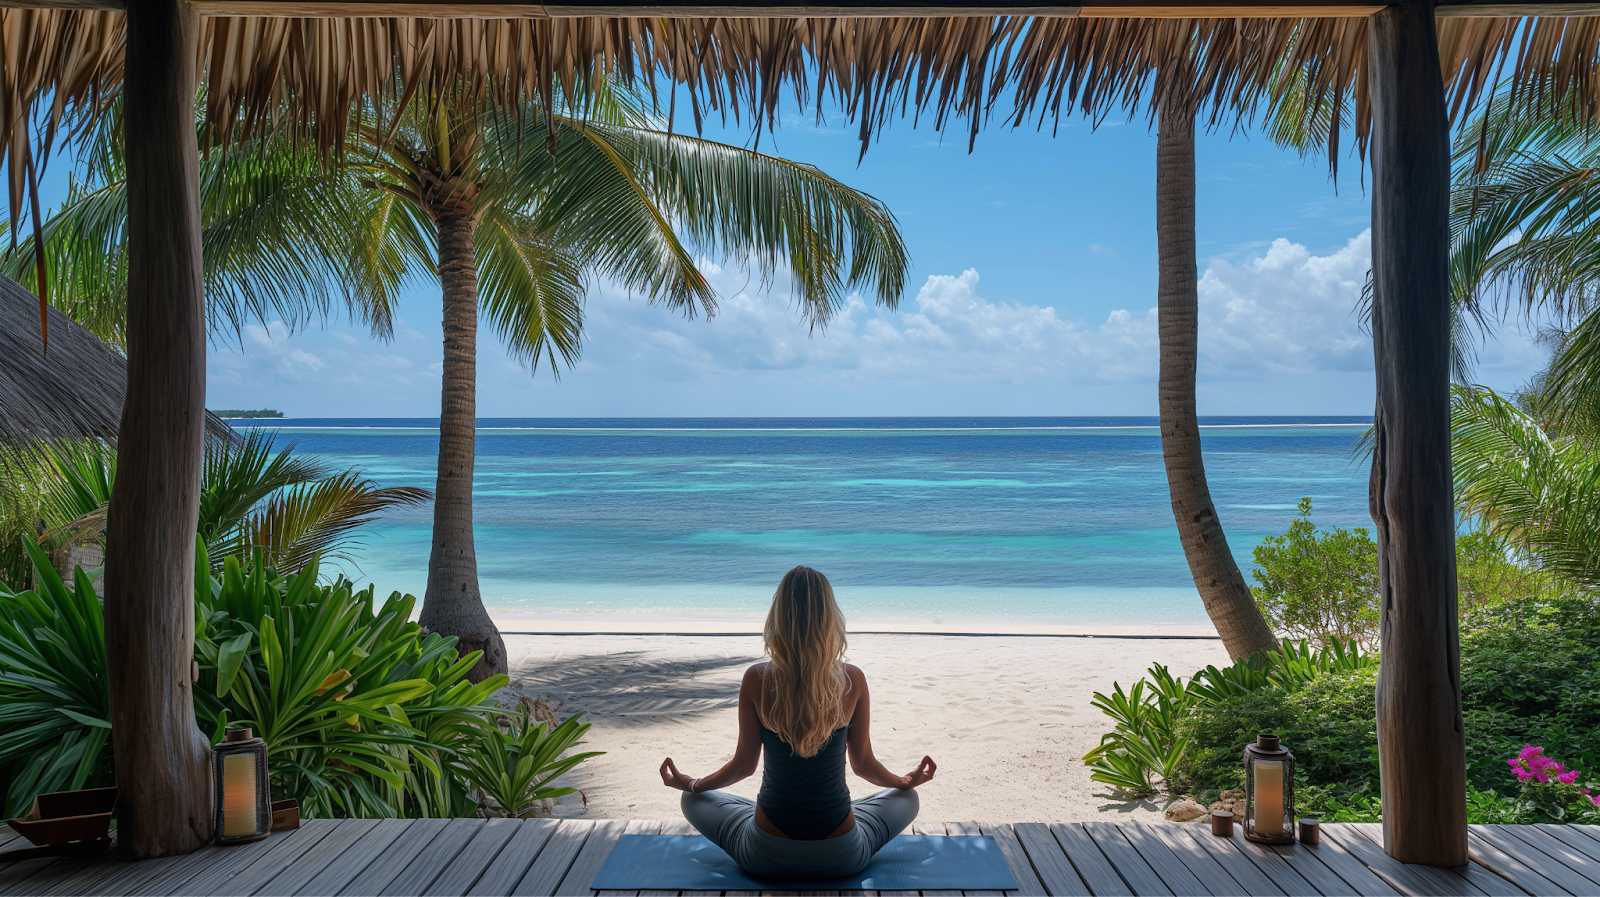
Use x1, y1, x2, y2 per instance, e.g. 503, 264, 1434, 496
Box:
500, 632, 1230, 823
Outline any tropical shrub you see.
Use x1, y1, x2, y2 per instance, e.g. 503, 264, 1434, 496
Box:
1505, 744, 1600, 823
0, 541, 599, 820
0, 538, 112, 818
461, 706, 604, 818
1249, 498, 1380, 648
1083, 639, 1376, 798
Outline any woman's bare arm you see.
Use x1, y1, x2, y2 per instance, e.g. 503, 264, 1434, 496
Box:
661, 664, 766, 792
844, 666, 937, 790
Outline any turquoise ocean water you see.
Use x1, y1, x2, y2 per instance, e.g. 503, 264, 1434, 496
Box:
257, 417, 1373, 629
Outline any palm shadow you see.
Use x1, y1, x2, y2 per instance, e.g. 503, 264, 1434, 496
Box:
507, 649, 760, 719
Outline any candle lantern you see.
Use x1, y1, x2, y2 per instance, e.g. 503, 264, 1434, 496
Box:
1242, 734, 1295, 844
213, 728, 271, 844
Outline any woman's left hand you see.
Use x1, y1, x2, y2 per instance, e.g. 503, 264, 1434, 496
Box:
660, 758, 696, 791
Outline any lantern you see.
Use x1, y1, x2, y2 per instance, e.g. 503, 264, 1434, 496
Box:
1242, 734, 1295, 844
213, 728, 271, 844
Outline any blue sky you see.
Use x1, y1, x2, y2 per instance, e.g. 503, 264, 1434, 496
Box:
115, 98, 1546, 417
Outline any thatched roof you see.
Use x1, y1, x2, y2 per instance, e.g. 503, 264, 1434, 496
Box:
0, 272, 232, 449
3, 11, 1597, 167
0, 270, 126, 448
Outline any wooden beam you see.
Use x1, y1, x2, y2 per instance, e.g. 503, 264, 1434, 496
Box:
1080, 4, 1379, 15
107, 0, 214, 861
1366, 0, 1467, 869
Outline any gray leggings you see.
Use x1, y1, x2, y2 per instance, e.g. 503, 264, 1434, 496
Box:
681, 788, 920, 880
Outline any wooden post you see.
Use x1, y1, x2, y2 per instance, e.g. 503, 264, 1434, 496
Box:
1367, 0, 1466, 866
104, 0, 214, 858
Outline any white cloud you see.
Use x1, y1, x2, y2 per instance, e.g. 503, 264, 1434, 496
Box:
577, 231, 1397, 387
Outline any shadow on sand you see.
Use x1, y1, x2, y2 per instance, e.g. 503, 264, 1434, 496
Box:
508, 650, 761, 719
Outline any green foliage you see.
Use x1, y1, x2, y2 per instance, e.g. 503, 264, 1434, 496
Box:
1084, 640, 1376, 798
1459, 591, 1600, 792
0, 542, 598, 820
1250, 498, 1379, 648
1083, 664, 1193, 796
1457, 530, 1552, 609
460, 707, 604, 818
0, 537, 112, 818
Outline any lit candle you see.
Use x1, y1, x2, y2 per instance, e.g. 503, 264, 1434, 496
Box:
1254, 760, 1284, 838
222, 751, 259, 838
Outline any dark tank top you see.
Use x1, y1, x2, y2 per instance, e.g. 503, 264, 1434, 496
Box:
756, 723, 851, 840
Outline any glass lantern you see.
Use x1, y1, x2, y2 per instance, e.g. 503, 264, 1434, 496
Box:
1242, 734, 1295, 844
213, 727, 271, 844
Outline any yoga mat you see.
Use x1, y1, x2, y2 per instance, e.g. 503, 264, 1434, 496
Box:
590, 834, 1020, 890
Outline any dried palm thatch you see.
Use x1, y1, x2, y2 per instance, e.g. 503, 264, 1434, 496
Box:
0, 270, 231, 451
0, 11, 1596, 215
0, 269, 124, 449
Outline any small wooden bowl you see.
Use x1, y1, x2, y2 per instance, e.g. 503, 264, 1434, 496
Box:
6, 787, 117, 846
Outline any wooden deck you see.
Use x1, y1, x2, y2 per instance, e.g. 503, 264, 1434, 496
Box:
5, 819, 1600, 897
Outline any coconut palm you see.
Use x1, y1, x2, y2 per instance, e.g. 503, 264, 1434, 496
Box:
332, 79, 907, 680
1154, 104, 1279, 661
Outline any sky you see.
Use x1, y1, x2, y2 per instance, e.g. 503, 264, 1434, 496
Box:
107, 98, 1550, 418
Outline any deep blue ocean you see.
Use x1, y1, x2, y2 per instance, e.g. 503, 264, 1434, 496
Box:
251, 417, 1374, 629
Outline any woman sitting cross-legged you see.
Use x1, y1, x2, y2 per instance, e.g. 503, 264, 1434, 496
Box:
659, 565, 937, 881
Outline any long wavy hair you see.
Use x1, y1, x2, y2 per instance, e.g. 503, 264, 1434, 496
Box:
760, 566, 850, 758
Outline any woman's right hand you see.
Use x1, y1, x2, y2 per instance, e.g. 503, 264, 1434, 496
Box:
660, 757, 696, 791
900, 755, 937, 789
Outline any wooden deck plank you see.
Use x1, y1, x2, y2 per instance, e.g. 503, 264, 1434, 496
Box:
978, 823, 1045, 897
334, 818, 454, 897
1346, 823, 1517, 897
421, 818, 524, 896
293, 818, 411, 897
249, 818, 381, 897
1536, 826, 1600, 872
466, 819, 560, 897
1321, 824, 1482, 897
1469, 826, 1586, 895
0, 856, 68, 895
1115, 824, 1208, 896
34, 856, 140, 897
512, 820, 594, 897
157, 825, 339, 897
1465, 831, 1574, 895
1270, 837, 1387, 897
1013, 823, 1091, 897
1495, 826, 1600, 890
1082, 822, 1172, 896
1047, 823, 1131, 897
133, 831, 296, 896
212, 818, 343, 896
1145, 823, 1249, 897
379, 818, 487, 897
1223, 830, 1319, 897
555, 820, 629, 897
93, 848, 216, 897
1170, 825, 1284, 897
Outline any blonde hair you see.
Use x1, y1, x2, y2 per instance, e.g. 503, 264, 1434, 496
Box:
760, 566, 850, 758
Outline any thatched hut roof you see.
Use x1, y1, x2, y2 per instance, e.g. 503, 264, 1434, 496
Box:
0, 270, 126, 448
0, 272, 232, 449
0, 11, 1595, 191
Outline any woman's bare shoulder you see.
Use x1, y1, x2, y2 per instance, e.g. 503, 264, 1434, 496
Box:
744, 661, 771, 684
844, 663, 867, 686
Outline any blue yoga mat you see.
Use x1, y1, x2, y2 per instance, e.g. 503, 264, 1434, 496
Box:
591, 834, 1019, 890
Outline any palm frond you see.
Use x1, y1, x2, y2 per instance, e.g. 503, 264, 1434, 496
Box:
231, 473, 430, 573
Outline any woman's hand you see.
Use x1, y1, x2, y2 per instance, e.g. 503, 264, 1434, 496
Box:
900, 756, 937, 789
660, 758, 696, 791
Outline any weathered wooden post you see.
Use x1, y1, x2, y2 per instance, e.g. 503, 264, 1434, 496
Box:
105, 0, 215, 858
1367, 0, 1467, 866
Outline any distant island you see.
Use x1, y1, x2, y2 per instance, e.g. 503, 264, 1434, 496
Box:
212, 409, 284, 419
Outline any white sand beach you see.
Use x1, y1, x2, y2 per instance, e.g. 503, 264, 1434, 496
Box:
500, 632, 1230, 823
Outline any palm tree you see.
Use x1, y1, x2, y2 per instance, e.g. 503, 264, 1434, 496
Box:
20, 81, 909, 682
327, 80, 908, 680
1154, 104, 1279, 661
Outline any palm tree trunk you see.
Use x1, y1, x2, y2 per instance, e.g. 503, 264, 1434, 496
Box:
420, 207, 507, 682
1155, 105, 1279, 662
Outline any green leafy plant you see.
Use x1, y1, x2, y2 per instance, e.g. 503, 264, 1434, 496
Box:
1250, 498, 1380, 648
0, 537, 112, 818
1083, 664, 1193, 796
460, 705, 604, 817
